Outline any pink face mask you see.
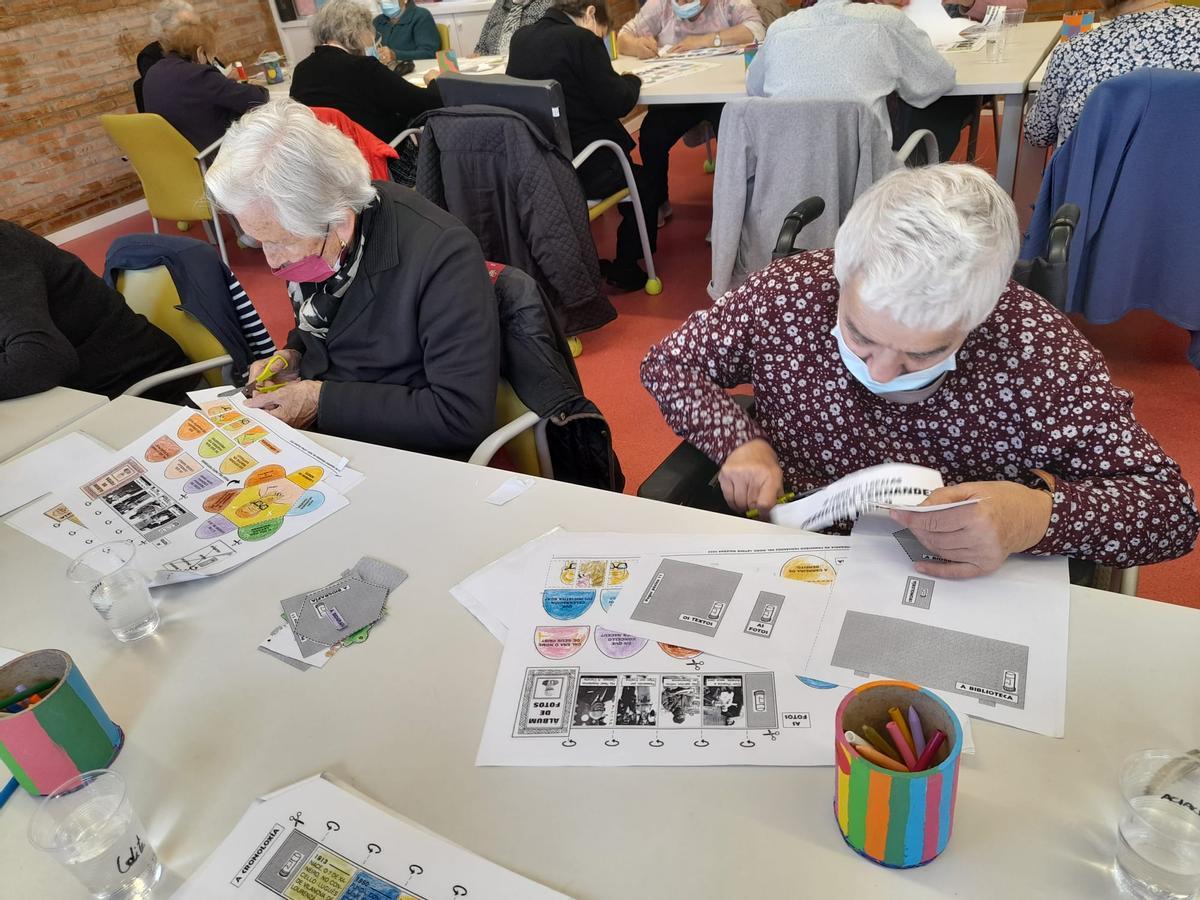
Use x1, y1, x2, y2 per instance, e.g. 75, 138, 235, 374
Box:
270, 230, 340, 282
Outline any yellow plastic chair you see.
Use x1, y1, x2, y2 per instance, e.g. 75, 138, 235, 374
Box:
100, 114, 230, 265
437, 22, 451, 51
468, 379, 548, 476
116, 266, 233, 396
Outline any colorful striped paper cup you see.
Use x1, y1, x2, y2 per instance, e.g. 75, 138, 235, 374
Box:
0, 650, 124, 796
834, 680, 962, 868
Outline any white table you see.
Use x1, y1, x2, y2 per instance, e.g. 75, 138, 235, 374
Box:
0, 388, 107, 463
3, 395, 1197, 899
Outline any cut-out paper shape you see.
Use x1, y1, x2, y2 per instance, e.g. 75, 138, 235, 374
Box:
246, 464, 286, 488
542, 589, 595, 620
236, 426, 268, 446
798, 676, 839, 690
196, 516, 236, 539
238, 518, 283, 541
144, 435, 182, 463
184, 471, 224, 494
658, 642, 701, 659
202, 488, 240, 513
780, 555, 837, 586
219, 449, 256, 475
198, 432, 235, 458
595, 627, 647, 659
164, 455, 202, 479
199, 401, 236, 420
534, 625, 590, 660
177, 414, 213, 441
287, 466, 325, 489
600, 589, 620, 612
286, 490, 324, 516
220, 416, 253, 435
259, 438, 282, 455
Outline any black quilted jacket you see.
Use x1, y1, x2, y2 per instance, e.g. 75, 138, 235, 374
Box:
413, 105, 617, 337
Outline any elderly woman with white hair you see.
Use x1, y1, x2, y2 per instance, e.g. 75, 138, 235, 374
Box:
205, 99, 499, 457
290, 0, 440, 142
642, 163, 1199, 576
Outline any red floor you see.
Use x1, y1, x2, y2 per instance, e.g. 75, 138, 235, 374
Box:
62, 138, 1199, 608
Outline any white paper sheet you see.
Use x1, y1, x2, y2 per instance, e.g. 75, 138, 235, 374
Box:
605, 519, 1069, 737
175, 773, 569, 899
903, 0, 971, 48
6, 402, 355, 585
805, 514, 1070, 737
455, 531, 975, 765
0, 432, 112, 517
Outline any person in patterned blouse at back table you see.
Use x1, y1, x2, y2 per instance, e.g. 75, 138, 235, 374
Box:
1024, 0, 1200, 148
641, 164, 1200, 578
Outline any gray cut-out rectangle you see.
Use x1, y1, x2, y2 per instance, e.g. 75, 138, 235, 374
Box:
255, 829, 318, 892
744, 672, 778, 728
629, 558, 742, 638
831, 612, 1029, 709
901, 577, 935, 609
744, 591, 786, 638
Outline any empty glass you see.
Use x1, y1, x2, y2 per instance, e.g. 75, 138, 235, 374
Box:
1115, 750, 1200, 900
29, 769, 162, 899
67, 541, 159, 642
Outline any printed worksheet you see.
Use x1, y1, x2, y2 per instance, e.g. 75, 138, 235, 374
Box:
454, 531, 975, 764
6, 399, 359, 584
175, 774, 569, 899
603, 519, 1070, 737
632, 59, 719, 86
805, 515, 1070, 737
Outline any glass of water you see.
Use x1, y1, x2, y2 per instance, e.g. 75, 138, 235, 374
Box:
1116, 749, 1200, 900
28, 769, 162, 899
67, 541, 159, 642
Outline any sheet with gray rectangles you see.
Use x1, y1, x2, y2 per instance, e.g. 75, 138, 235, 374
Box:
830, 611, 1029, 709
629, 558, 743, 638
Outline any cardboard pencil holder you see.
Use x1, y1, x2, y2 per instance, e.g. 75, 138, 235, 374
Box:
0, 649, 124, 796
833, 680, 962, 868
1060, 10, 1096, 42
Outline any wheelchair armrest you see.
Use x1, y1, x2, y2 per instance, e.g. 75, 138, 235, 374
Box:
1046, 203, 1079, 268
636, 395, 756, 506
771, 197, 826, 262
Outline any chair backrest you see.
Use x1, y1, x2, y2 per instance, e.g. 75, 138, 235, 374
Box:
116, 266, 227, 386
436, 22, 450, 50
100, 114, 213, 223
435, 73, 572, 158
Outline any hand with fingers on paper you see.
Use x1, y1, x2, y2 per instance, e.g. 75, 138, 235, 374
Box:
719, 438, 784, 514
889, 481, 1053, 578
244, 379, 322, 429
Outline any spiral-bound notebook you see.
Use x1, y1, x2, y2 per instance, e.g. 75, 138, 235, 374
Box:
768, 464, 977, 532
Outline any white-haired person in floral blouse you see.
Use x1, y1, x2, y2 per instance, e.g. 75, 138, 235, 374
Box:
1024, 0, 1200, 148
641, 164, 1199, 578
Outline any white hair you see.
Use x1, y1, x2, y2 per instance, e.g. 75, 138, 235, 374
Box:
149, 0, 197, 38
204, 99, 376, 237
310, 0, 376, 51
833, 163, 1020, 332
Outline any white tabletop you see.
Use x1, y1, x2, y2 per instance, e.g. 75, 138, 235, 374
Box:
943, 19, 1060, 97
0, 388, 107, 463
3, 395, 1197, 899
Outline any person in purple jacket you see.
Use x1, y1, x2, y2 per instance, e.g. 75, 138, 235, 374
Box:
642, 164, 1199, 576
142, 19, 268, 153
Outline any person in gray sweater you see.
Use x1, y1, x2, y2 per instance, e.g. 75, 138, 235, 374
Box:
747, 0, 971, 160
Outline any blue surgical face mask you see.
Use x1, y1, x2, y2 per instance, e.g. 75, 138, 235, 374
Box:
381, 0, 401, 16
831, 324, 958, 396
671, 0, 703, 19
365, 44, 378, 57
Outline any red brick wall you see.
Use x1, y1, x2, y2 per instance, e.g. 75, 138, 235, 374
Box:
0, 0, 281, 235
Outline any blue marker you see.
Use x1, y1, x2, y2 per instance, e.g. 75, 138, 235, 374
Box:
0, 778, 19, 810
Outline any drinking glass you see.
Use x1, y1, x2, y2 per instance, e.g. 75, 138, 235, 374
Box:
28, 769, 162, 899
67, 541, 159, 642
1115, 749, 1200, 900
